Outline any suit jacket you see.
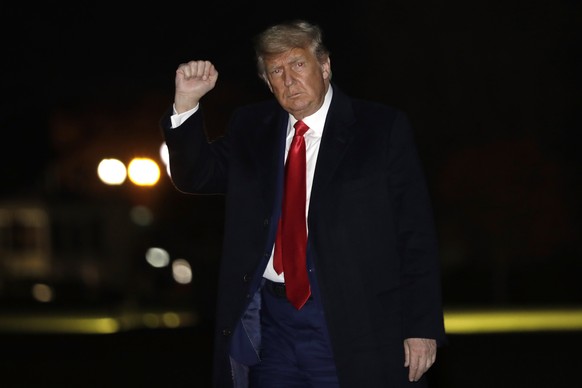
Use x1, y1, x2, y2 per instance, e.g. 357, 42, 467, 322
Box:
161, 84, 447, 388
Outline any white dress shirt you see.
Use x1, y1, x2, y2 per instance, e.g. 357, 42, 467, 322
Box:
264, 86, 333, 282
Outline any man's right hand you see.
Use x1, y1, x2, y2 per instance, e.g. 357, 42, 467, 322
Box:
174, 60, 219, 113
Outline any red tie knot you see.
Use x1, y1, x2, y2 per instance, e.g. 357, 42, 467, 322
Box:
294, 120, 309, 137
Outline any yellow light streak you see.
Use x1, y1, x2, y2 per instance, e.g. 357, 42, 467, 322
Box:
444, 308, 582, 334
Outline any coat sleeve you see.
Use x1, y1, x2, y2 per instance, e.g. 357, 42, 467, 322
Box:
388, 111, 447, 346
160, 106, 229, 194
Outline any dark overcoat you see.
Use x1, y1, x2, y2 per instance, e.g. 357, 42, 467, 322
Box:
161, 84, 447, 388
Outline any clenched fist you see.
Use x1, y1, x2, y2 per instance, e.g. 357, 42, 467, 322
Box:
174, 60, 219, 113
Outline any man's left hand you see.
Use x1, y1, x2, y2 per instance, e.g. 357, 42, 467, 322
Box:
403, 337, 437, 382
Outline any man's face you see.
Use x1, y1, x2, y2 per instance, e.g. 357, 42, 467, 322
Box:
264, 47, 331, 120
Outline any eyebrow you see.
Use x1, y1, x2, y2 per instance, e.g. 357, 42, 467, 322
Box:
267, 54, 306, 71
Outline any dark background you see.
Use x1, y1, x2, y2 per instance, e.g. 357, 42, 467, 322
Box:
1, 1, 581, 387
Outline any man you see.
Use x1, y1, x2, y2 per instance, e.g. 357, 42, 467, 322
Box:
161, 19, 446, 388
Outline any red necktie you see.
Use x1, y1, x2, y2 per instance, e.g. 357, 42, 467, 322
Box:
273, 120, 311, 309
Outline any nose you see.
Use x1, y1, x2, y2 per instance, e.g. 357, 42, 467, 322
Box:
283, 71, 294, 87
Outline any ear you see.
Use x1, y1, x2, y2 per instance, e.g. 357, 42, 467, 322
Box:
321, 57, 331, 80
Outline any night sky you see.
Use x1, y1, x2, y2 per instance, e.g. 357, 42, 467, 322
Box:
2, 1, 581, 306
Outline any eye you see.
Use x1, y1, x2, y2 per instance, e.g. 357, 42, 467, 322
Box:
292, 61, 306, 72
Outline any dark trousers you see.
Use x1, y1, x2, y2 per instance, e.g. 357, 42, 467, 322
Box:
249, 280, 340, 388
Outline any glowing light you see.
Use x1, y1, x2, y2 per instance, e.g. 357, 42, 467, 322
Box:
172, 259, 192, 284
127, 158, 160, 186
444, 308, 582, 334
31, 283, 54, 303
145, 247, 170, 268
162, 312, 181, 328
160, 142, 171, 177
97, 158, 127, 185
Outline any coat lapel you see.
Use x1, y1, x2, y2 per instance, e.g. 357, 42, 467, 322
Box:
255, 107, 289, 218
309, 86, 356, 218
251, 87, 357, 222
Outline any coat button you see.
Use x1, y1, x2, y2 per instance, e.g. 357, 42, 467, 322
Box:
263, 218, 269, 227
222, 329, 232, 336
243, 273, 252, 282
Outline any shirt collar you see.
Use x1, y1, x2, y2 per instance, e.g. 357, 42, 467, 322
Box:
289, 85, 333, 138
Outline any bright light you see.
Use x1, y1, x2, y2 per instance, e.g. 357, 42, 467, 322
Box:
128, 158, 161, 186
145, 247, 170, 268
172, 259, 192, 284
160, 142, 171, 177
444, 308, 582, 334
97, 158, 127, 185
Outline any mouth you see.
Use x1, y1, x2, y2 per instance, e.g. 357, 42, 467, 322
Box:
287, 91, 303, 99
